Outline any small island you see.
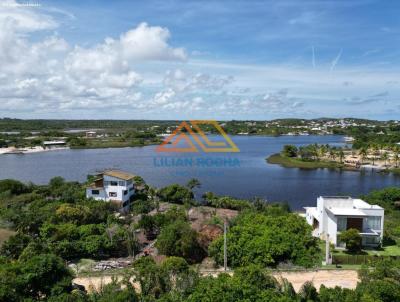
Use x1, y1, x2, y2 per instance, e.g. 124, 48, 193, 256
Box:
267, 143, 400, 174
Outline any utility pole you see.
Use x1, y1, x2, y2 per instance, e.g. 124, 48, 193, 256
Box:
224, 221, 227, 271
325, 233, 331, 265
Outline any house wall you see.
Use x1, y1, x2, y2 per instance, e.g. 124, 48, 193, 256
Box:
326, 210, 338, 245
103, 175, 135, 203
85, 175, 135, 212
306, 197, 384, 248
86, 188, 106, 200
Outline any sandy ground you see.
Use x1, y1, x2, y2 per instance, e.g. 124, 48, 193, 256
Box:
0, 228, 16, 247
273, 270, 359, 292
0, 146, 69, 154
73, 269, 359, 293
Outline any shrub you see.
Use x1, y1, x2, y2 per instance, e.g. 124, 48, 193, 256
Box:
339, 228, 362, 253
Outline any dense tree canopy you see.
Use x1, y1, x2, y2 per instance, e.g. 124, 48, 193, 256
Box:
209, 211, 320, 268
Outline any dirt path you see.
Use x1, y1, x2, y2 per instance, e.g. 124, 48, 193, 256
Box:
273, 270, 359, 292
74, 269, 359, 293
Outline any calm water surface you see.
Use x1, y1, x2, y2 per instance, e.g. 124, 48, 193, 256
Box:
0, 135, 399, 210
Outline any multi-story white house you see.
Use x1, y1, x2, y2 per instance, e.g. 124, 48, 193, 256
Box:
86, 170, 136, 212
305, 196, 384, 248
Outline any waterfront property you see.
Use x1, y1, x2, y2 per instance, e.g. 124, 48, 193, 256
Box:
86, 170, 136, 212
305, 196, 384, 248
43, 140, 67, 149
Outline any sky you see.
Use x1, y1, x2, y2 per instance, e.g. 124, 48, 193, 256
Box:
0, 0, 400, 120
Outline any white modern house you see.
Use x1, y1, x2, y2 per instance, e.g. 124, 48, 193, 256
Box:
305, 196, 384, 248
86, 170, 136, 212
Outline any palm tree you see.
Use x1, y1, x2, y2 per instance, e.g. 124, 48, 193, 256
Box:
382, 152, 389, 167
329, 149, 336, 162
394, 146, 400, 168
338, 148, 345, 164
359, 148, 368, 164
369, 144, 378, 165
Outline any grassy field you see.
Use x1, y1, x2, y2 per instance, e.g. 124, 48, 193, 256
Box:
0, 228, 15, 247
333, 245, 400, 257
266, 153, 344, 169
320, 240, 400, 257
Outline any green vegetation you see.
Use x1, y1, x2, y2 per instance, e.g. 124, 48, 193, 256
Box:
209, 210, 321, 268
156, 220, 205, 263
363, 187, 400, 246
267, 153, 343, 169
1, 175, 400, 301
339, 229, 363, 253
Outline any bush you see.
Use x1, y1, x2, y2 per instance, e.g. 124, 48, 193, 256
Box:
283, 145, 298, 157
156, 220, 205, 263
0, 179, 30, 195
157, 184, 194, 204
339, 228, 362, 253
209, 212, 320, 268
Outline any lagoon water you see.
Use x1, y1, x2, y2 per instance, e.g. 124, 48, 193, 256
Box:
0, 135, 399, 210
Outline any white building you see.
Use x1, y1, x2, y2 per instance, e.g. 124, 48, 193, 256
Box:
43, 140, 67, 149
305, 196, 384, 248
86, 170, 136, 212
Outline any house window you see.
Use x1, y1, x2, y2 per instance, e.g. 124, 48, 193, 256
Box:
109, 192, 117, 197
337, 217, 347, 232
123, 190, 128, 195
119, 181, 125, 186
365, 236, 380, 245
129, 187, 134, 192
366, 216, 381, 230
110, 181, 118, 186
91, 190, 99, 195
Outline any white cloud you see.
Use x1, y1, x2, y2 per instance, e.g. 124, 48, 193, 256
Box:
0, 3, 188, 116
120, 22, 186, 61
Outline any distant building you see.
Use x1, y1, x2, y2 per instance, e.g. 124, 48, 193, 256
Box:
86, 170, 136, 212
43, 140, 67, 149
86, 131, 97, 138
305, 196, 384, 248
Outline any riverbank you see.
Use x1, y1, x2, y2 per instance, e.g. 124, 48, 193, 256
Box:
0, 146, 69, 155
266, 153, 346, 170
70, 140, 161, 149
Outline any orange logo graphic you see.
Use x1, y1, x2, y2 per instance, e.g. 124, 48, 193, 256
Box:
156, 120, 240, 153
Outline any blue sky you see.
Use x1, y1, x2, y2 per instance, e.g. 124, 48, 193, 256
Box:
1, 0, 400, 120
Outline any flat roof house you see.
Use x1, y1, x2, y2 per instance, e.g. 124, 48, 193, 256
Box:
305, 196, 384, 248
86, 170, 136, 212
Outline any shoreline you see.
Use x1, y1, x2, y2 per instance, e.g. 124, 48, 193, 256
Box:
266, 153, 346, 170
265, 153, 398, 173
0, 146, 69, 155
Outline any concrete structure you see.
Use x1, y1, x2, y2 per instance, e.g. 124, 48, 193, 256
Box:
305, 196, 384, 248
86, 131, 97, 138
86, 170, 136, 212
43, 140, 67, 149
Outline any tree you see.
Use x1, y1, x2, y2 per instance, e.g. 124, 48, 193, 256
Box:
209, 212, 320, 268
282, 145, 298, 158
339, 228, 362, 253
0, 233, 31, 259
382, 152, 389, 167
186, 178, 201, 190
157, 184, 194, 204
0, 179, 30, 195
359, 147, 368, 164
338, 148, 345, 164
299, 281, 318, 302
6, 254, 74, 300
393, 146, 400, 168
156, 220, 204, 263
